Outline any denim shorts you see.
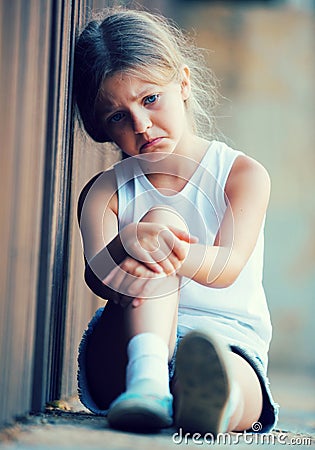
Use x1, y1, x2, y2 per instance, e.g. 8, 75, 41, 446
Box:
78, 307, 279, 433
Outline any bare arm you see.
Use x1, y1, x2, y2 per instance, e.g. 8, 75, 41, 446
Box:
78, 169, 195, 302
178, 155, 271, 288
78, 170, 126, 300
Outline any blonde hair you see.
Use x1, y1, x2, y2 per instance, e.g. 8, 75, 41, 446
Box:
74, 7, 219, 143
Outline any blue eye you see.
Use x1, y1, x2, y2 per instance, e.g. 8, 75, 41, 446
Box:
144, 94, 159, 105
109, 112, 124, 123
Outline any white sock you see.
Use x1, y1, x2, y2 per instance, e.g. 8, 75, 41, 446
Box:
126, 332, 171, 397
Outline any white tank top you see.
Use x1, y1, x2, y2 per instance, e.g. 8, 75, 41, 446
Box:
114, 141, 272, 368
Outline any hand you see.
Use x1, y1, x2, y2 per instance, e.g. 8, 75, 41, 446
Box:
120, 222, 198, 275
102, 257, 178, 308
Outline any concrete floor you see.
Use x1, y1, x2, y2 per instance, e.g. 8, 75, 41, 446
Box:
0, 369, 314, 449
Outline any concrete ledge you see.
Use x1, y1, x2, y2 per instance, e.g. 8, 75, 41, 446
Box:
0, 409, 314, 449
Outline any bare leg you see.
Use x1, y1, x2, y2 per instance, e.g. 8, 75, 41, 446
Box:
227, 352, 263, 431
136, 210, 263, 432
123, 206, 188, 357
83, 301, 128, 410
124, 288, 179, 361
106, 207, 190, 430
83, 282, 180, 411
83, 206, 186, 411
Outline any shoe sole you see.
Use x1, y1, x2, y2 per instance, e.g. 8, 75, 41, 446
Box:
174, 331, 231, 436
107, 397, 173, 432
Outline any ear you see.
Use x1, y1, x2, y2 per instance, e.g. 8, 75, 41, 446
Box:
180, 65, 191, 101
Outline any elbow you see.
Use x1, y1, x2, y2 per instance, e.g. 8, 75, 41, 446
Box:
207, 253, 244, 289
209, 273, 239, 289
84, 264, 108, 299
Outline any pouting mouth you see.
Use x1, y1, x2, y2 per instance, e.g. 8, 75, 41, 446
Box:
140, 137, 163, 152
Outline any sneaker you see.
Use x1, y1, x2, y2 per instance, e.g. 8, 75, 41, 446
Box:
174, 331, 233, 436
107, 391, 173, 432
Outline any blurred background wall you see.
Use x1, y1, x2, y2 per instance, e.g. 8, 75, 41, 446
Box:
167, 1, 315, 373
0, 0, 314, 428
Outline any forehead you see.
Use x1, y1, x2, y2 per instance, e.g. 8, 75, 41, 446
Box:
95, 70, 180, 114
97, 74, 158, 106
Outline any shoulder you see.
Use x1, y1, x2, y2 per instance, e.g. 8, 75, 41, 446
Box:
225, 154, 271, 202
77, 168, 118, 223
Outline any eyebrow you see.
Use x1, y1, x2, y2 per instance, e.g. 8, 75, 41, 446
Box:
135, 84, 159, 99
97, 83, 161, 115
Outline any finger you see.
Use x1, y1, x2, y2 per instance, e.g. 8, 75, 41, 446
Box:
122, 275, 148, 298
166, 251, 182, 272
132, 263, 156, 278
155, 239, 182, 271
125, 266, 160, 297
102, 259, 148, 300
102, 266, 124, 304
172, 238, 188, 261
130, 244, 164, 273
148, 234, 184, 274
121, 258, 156, 280
132, 298, 145, 308
110, 291, 122, 305
158, 258, 177, 275
119, 259, 155, 297
140, 274, 177, 300
119, 294, 134, 308
105, 259, 140, 296
105, 265, 127, 293
162, 231, 188, 261
102, 264, 122, 287
147, 246, 176, 274
167, 226, 199, 243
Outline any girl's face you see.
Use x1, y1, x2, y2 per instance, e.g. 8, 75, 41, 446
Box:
94, 69, 193, 157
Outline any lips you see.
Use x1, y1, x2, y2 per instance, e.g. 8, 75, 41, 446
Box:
140, 137, 163, 152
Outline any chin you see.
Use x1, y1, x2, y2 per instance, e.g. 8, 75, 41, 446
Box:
138, 150, 174, 163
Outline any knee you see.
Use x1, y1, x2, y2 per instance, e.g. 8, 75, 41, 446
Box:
141, 205, 187, 232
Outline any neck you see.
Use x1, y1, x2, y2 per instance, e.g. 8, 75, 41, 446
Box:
137, 136, 211, 194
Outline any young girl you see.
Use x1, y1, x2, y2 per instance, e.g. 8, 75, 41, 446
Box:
74, 8, 278, 436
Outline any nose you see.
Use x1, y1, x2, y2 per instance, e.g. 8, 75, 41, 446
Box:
132, 110, 152, 134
